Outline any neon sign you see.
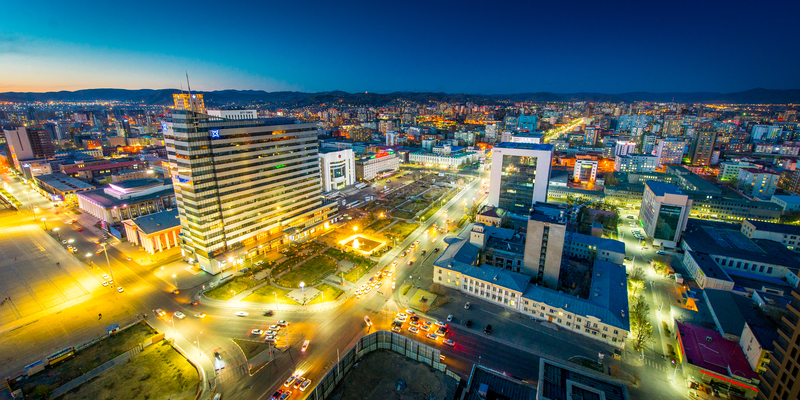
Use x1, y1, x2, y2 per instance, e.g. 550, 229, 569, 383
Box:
210, 129, 220, 139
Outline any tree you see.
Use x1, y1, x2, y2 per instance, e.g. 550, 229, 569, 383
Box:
468, 202, 480, 223
627, 267, 645, 297
630, 295, 653, 354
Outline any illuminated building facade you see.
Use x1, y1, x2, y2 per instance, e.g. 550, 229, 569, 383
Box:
356, 151, 400, 180
164, 110, 338, 274
172, 93, 207, 114
319, 148, 355, 191
488, 142, 553, 216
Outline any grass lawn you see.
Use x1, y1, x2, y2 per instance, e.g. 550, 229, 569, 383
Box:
343, 260, 374, 284
204, 276, 261, 301
392, 209, 416, 219
421, 190, 455, 221
324, 248, 371, 265
17, 321, 158, 399
275, 255, 337, 288
306, 283, 345, 305
233, 339, 273, 361
386, 221, 418, 240
366, 218, 393, 232
62, 341, 198, 400
243, 285, 297, 305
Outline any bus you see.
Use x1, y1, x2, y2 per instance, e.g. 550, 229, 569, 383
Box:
47, 347, 75, 366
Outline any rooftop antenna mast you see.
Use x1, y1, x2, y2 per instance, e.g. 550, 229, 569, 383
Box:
185, 71, 194, 114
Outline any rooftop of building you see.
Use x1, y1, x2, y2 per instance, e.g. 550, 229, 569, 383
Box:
77, 184, 174, 209
703, 289, 775, 341
753, 290, 793, 309
442, 260, 531, 293
686, 252, 733, 283
617, 153, 657, 158
34, 173, 96, 192
409, 150, 475, 158
744, 219, 800, 236
725, 268, 794, 294
318, 147, 353, 155
645, 180, 685, 197
675, 322, 759, 381
523, 260, 630, 331
494, 142, 554, 151
465, 364, 537, 400
740, 168, 779, 175
128, 209, 181, 235
530, 202, 568, 223
514, 132, 544, 138
60, 158, 143, 172
682, 219, 800, 269
478, 205, 506, 219
564, 231, 626, 255
537, 358, 630, 400
771, 195, 800, 207
108, 178, 165, 191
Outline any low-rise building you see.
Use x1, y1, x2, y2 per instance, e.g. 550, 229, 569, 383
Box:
77, 178, 176, 224
408, 149, 478, 170
111, 169, 148, 182
675, 322, 760, 398
537, 358, 630, 400
682, 251, 734, 290
564, 232, 626, 264
741, 220, 800, 253
573, 159, 598, 183
682, 219, 800, 288
33, 173, 96, 203
355, 151, 400, 180
122, 209, 181, 255
770, 194, 800, 213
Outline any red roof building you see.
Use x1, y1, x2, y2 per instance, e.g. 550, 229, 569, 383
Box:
676, 322, 760, 398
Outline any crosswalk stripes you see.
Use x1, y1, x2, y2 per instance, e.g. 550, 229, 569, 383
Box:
643, 359, 666, 371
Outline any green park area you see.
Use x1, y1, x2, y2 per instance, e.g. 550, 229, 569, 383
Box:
366, 218, 393, 233
275, 255, 337, 288
385, 221, 418, 241
62, 341, 197, 400
14, 322, 159, 399
204, 276, 261, 300
307, 283, 345, 305
242, 284, 295, 304
325, 248, 375, 283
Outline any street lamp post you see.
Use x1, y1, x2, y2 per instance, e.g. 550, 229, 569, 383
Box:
41, 218, 48, 231
171, 318, 175, 335
53, 227, 61, 241
172, 274, 178, 290
101, 243, 114, 285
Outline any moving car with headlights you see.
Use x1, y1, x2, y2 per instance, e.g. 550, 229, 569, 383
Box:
443, 339, 455, 347
302, 340, 310, 352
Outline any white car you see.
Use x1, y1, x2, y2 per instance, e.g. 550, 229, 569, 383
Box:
194, 313, 206, 318
102, 274, 109, 280
277, 320, 289, 326
61, 240, 68, 245
447, 315, 453, 322
269, 325, 280, 331
397, 312, 407, 318
299, 378, 311, 391
302, 339, 309, 352
364, 316, 372, 326
251, 329, 264, 335
405, 309, 415, 315
392, 260, 398, 267
284, 375, 297, 387
265, 335, 277, 342
408, 326, 419, 333
465, 302, 471, 309
235, 311, 249, 317
102, 281, 109, 287
117, 287, 124, 293
155, 309, 166, 317
174, 311, 185, 319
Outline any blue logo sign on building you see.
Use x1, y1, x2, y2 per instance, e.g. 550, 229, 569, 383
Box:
210, 129, 221, 139
161, 122, 168, 131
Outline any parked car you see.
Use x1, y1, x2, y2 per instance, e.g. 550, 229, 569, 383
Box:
484, 324, 493, 334
174, 311, 185, 319
408, 326, 419, 333
465, 320, 472, 328
235, 311, 249, 317
251, 329, 264, 335
443, 339, 455, 347
155, 309, 166, 317
426, 333, 438, 340
464, 302, 471, 310
270, 389, 283, 400
117, 287, 124, 293
656, 251, 666, 255
284, 375, 297, 387
391, 326, 401, 333
299, 379, 311, 391
277, 320, 289, 326
447, 315, 453, 322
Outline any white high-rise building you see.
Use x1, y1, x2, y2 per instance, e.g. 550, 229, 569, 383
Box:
164, 110, 339, 274
573, 159, 598, 183
614, 141, 637, 156
319, 148, 355, 191
487, 142, 553, 216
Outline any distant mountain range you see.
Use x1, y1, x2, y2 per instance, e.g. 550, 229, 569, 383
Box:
1, 88, 799, 106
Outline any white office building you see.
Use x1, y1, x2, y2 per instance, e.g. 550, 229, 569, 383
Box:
614, 141, 637, 156
487, 142, 553, 216
573, 159, 598, 183
355, 152, 400, 180
614, 154, 658, 173
638, 181, 692, 248
318, 148, 355, 191
655, 139, 687, 167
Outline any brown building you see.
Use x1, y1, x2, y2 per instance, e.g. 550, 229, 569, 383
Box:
758, 291, 800, 400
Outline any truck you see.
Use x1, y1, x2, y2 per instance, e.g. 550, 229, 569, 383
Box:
674, 273, 684, 284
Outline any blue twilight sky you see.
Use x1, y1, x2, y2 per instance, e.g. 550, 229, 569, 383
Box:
2, 0, 799, 94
